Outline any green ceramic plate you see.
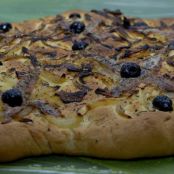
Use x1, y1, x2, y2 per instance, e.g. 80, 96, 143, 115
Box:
1, 155, 174, 174
0, 0, 174, 22
0, 0, 174, 173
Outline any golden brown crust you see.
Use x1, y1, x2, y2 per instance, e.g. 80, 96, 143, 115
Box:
73, 108, 174, 159
1, 109, 174, 161
0, 9, 174, 162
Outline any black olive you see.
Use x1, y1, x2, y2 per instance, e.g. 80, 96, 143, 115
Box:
69, 13, 81, 19
152, 95, 173, 112
1, 88, 23, 107
69, 21, 85, 34
72, 40, 88, 50
0, 23, 12, 33
120, 62, 141, 78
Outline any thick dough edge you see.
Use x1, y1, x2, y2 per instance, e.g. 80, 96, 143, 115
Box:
0, 106, 174, 162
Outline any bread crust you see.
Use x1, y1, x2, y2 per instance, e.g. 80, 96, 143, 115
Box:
0, 108, 174, 162
0, 9, 174, 162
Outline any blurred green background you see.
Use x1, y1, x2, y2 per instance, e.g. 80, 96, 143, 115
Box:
1, 0, 174, 173
0, 0, 174, 22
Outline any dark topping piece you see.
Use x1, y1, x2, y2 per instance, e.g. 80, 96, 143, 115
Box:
66, 64, 81, 72
1, 106, 23, 124
66, 64, 92, 79
120, 62, 141, 78
167, 56, 174, 67
31, 36, 48, 42
69, 13, 81, 19
83, 54, 120, 73
168, 41, 174, 50
20, 118, 33, 123
28, 54, 40, 67
1, 88, 23, 107
133, 22, 148, 28
0, 23, 12, 33
22, 46, 29, 54
152, 95, 173, 112
31, 100, 60, 117
151, 76, 174, 92
57, 90, 87, 103
141, 44, 150, 50
79, 64, 93, 83
9, 68, 16, 73
0, 61, 3, 66
15, 71, 27, 79
66, 63, 93, 89
44, 51, 57, 58
16, 69, 40, 102
95, 88, 113, 97
115, 46, 130, 52
70, 21, 85, 34
123, 17, 130, 29
22, 47, 40, 67
123, 50, 132, 58
150, 45, 162, 51
81, 64, 92, 72
103, 9, 122, 16
72, 40, 88, 50
111, 78, 140, 97
160, 21, 167, 28
85, 14, 92, 21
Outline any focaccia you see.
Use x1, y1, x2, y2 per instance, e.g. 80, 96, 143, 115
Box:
0, 9, 174, 162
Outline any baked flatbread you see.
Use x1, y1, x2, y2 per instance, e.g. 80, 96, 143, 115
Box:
0, 9, 174, 162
